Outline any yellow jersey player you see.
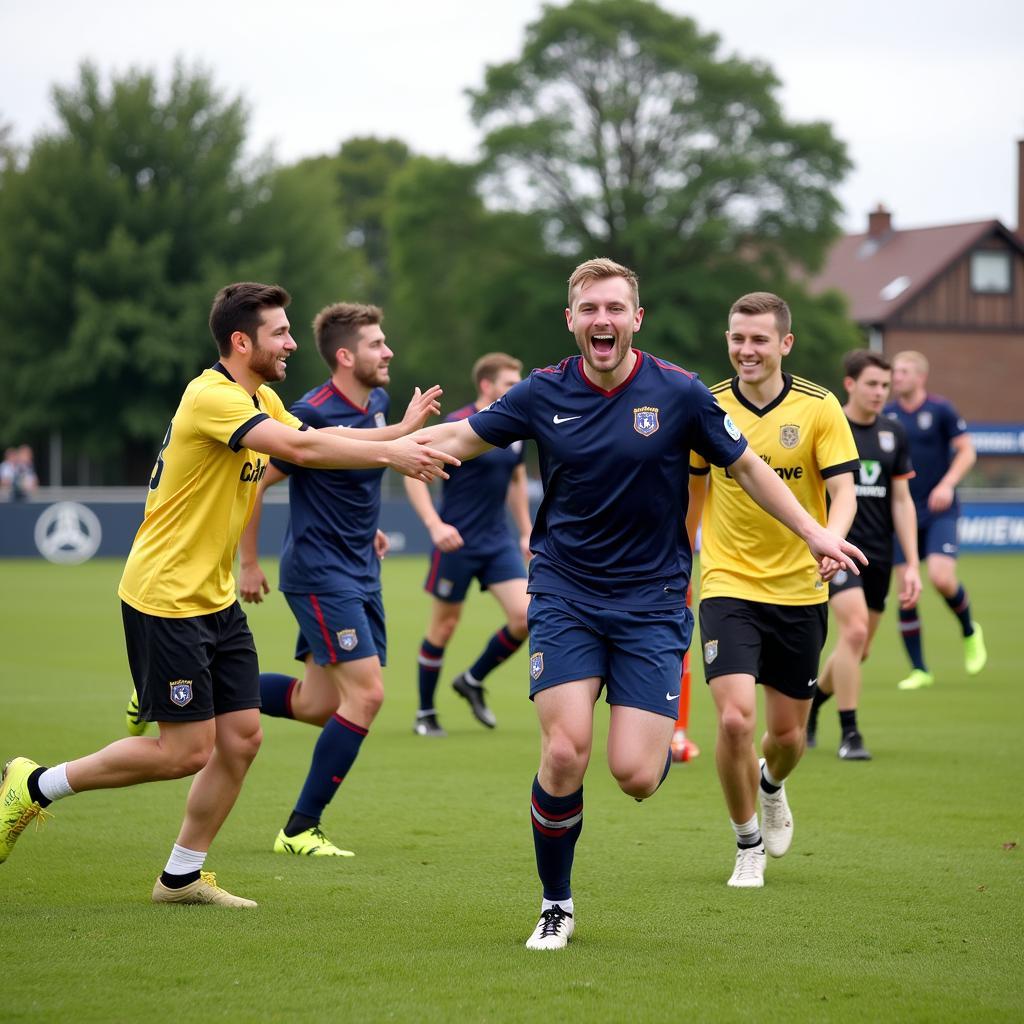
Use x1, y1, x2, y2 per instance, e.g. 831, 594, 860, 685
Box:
0, 282, 456, 905
690, 291, 859, 890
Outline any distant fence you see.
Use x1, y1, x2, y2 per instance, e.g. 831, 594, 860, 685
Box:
2, 487, 1023, 563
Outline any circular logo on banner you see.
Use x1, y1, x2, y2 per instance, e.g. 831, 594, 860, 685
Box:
34, 502, 103, 564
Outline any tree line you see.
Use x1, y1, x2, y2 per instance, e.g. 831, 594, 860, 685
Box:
0, 0, 861, 484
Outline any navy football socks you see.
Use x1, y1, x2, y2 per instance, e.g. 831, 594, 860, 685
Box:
293, 713, 368, 822
530, 776, 583, 903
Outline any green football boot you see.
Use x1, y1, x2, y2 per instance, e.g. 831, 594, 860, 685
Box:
964, 623, 987, 676
896, 668, 935, 691
126, 688, 149, 736
273, 825, 354, 857
0, 757, 52, 864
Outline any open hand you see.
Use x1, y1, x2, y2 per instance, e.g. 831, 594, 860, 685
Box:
401, 385, 443, 433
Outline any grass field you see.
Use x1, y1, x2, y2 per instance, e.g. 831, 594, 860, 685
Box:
1, 554, 1021, 1023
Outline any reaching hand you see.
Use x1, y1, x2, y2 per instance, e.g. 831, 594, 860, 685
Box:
385, 434, 460, 481
806, 526, 867, 582
430, 521, 464, 553
239, 563, 270, 603
400, 385, 444, 433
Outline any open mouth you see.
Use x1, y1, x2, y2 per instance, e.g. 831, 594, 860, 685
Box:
591, 334, 615, 356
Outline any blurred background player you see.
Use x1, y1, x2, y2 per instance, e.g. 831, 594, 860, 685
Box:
690, 292, 859, 889
884, 351, 987, 690
405, 353, 532, 737
238, 302, 443, 858
808, 350, 922, 759
3, 282, 454, 904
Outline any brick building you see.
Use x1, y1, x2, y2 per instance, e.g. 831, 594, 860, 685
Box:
810, 144, 1024, 424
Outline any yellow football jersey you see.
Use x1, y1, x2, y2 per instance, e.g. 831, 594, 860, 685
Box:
119, 365, 303, 617
691, 374, 858, 605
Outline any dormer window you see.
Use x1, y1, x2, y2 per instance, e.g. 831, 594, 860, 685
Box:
970, 250, 1011, 294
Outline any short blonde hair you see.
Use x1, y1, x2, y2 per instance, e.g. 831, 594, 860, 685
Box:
567, 257, 639, 309
893, 350, 929, 375
472, 352, 523, 388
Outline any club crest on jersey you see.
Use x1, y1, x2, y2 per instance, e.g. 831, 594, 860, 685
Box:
337, 629, 358, 652
633, 406, 660, 437
779, 423, 800, 449
878, 430, 895, 453
374, 412, 387, 428
169, 680, 193, 707
530, 652, 544, 680
703, 640, 718, 664
917, 411, 933, 430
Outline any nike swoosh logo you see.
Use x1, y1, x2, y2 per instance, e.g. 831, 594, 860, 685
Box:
552, 414, 582, 424
666, 692, 680, 701
807, 678, 817, 688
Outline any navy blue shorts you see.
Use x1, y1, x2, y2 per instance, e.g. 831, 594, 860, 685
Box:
423, 543, 526, 604
894, 513, 958, 563
526, 591, 692, 719
284, 590, 387, 667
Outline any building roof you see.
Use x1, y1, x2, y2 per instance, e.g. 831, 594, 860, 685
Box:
809, 218, 1020, 325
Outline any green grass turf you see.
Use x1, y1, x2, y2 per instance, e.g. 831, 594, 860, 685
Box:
1, 554, 1021, 1022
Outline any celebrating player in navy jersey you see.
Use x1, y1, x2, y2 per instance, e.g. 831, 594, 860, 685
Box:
411, 258, 866, 949
884, 351, 987, 689
809, 351, 922, 760
405, 353, 532, 737
239, 302, 444, 858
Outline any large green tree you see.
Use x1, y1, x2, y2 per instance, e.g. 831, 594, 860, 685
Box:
0, 64, 359, 481
468, 0, 860, 380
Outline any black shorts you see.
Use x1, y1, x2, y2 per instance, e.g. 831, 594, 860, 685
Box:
697, 596, 828, 700
828, 561, 893, 613
122, 601, 260, 723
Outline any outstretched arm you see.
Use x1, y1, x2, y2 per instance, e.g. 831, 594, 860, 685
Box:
726, 447, 866, 579
409, 419, 495, 463
241, 417, 459, 481
335, 385, 443, 442
239, 464, 288, 603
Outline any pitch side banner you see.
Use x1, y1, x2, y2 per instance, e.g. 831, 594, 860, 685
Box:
967, 423, 1024, 456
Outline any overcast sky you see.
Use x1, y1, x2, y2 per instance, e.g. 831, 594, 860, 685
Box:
3, 0, 1023, 233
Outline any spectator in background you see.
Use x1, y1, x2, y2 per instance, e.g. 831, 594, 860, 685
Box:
1, 445, 39, 502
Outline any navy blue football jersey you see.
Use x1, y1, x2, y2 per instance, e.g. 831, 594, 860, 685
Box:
468, 351, 746, 608
884, 395, 966, 524
274, 381, 389, 595
436, 403, 525, 553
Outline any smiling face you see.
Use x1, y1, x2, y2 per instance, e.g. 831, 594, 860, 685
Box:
247, 306, 296, 382
726, 310, 793, 389
565, 275, 644, 382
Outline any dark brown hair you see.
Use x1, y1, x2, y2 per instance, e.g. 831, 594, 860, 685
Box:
843, 349, 891, 380
208, 282, 291, 356
728, 292, 791, 338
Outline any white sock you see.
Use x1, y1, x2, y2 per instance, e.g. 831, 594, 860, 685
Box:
542, 897, 574, 915
464, 670, 481, 687
163, 844, 207, 876
38, 763, 75, 802
761, 762, 783, 790
730, 813, 761, 846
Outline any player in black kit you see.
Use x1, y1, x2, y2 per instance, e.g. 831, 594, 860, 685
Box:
809, 351, 922, 759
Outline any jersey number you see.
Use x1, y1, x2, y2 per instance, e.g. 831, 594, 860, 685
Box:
149, 422, 172, 491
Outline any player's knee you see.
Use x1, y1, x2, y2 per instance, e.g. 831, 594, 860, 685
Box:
718, 705, 754, 745
613, 764, 660, 800
508, 610, 528, 639
433, 617, 459, 646
349, 678, 384, 722
845, 618, 870, 653
772, 723, 805, 752
233, 724, 263, 765
927, 563, 955, 592
542, 733, 587, 781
